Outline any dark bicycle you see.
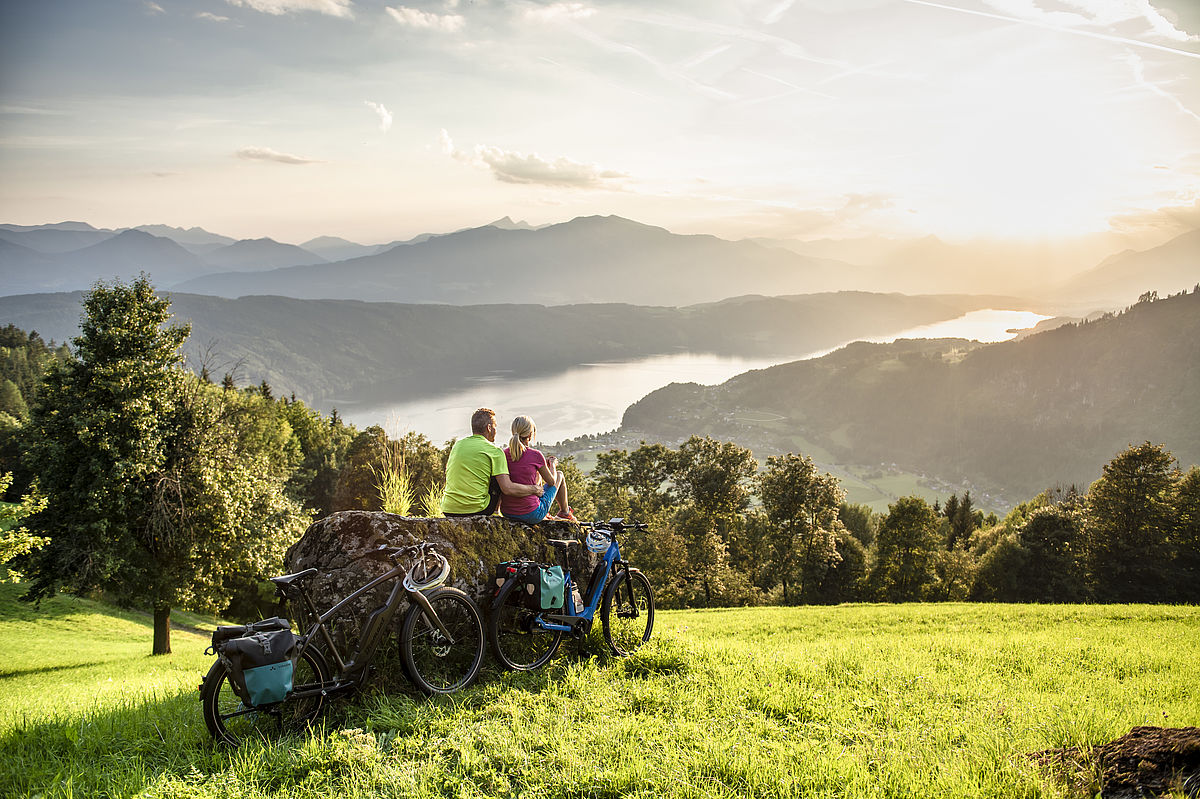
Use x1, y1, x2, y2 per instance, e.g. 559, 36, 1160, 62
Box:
488, 518, 654, 670
200, 542, 484, 746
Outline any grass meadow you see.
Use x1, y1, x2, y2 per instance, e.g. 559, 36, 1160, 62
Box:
0, 582, 1197, 799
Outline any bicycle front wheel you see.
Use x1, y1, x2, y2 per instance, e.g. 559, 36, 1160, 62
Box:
201, 647, 327, 747
488, 576, 563, 671
399, 587, 485, 695
602, 568, 654, 656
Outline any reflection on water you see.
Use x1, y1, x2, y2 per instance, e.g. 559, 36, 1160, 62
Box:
342, 308, 1050, 444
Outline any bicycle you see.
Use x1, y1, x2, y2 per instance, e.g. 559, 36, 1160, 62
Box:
200, 541, 485, 747
488, 518, 654, 670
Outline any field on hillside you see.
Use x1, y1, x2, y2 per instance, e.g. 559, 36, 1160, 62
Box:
1, 587, 1197, 799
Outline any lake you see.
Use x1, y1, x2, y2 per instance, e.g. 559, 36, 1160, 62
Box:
342, 309, 1049, 445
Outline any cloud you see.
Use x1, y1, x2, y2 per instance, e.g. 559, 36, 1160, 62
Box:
1121, 52, 1200, 123
439, 129, 627, 188
365, 101, 393, 132
235, 146, 321, 164
522, 3, 597, 23
385, 6, 465, 32
901, 0, 1200, 57
225, 0, 354, 18
197, 11, 232, 22
144, 2, 165, 14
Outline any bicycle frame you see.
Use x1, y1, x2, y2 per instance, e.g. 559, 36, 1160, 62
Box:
535, 531, 628, 633
285, 554, 456, 699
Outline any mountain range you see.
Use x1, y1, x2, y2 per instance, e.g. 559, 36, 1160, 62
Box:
4, 216, 1195, 307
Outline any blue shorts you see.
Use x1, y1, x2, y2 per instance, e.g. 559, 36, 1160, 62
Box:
503, 485, 558, 524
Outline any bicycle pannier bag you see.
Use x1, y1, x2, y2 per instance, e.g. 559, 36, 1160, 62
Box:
213, 617, 297, 707
524, 565, 565, 611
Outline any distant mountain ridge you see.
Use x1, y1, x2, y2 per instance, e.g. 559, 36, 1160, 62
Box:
173, 215, 863, 306
620, 290, 1200, 503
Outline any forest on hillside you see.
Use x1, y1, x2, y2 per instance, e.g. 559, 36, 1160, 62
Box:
622, 289, 1200, 502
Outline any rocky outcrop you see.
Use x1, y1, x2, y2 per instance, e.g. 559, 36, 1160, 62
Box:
282, 511, 595, 641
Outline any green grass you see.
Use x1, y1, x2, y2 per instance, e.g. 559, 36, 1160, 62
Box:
1, 587, 1197, 798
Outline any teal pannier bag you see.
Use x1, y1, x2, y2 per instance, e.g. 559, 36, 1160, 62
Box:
216, 623, 297, 707
532, 565, 565, 611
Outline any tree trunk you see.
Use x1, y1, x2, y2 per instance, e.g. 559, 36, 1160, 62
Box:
152, 603, 172, 655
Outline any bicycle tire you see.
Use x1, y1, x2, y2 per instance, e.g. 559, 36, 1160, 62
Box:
601, 568, 654, 656
201, 647, 328, 747
399, 587, 485, 695
487, 576, 563, 671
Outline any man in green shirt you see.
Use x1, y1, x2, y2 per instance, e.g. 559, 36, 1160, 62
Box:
441, 407, 542, 516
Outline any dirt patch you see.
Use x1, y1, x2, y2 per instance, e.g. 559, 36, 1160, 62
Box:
1030, 726, 1200, 797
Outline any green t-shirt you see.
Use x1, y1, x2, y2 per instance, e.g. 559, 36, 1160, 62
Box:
441, 434, 510, 514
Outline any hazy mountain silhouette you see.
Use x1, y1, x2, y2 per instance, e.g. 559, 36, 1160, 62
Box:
175, 215, 860, 305
1054, 228, 1200, 306
129, 225, 236, 253
620, 290, 1200, 503
202, 238, 326, 270
0, 225, 114, 253
0, 230, 207, 294
300, 236, 375, 262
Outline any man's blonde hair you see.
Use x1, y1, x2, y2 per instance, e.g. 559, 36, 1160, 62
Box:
471, 408, 496, 435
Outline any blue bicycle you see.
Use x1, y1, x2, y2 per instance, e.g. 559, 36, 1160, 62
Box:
488, 518, 655, 670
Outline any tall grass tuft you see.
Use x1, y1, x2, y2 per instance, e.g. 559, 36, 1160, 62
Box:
420, 481, 446, 518
370, 442, 413, 516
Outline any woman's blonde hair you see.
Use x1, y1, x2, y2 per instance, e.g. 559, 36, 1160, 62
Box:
508, 415, 536, 462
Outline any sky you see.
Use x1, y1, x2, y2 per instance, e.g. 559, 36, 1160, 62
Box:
1, 0, 1199, 247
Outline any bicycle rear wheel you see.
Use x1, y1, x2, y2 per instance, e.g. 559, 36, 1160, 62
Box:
602, 568, 654, 656
488, 577, 563, 671
201, 647, 327, 747
399, 587, 485, 695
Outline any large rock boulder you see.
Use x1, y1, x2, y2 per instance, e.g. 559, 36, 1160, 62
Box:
282, 511, 595, 641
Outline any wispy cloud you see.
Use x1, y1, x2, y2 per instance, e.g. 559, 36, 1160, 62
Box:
197, 11, 232, 22
522, 3, 597, 23
440, 130, 626, 188
226, 0, 354, 18
385, 6, 465, 32
236, 146, 321, 164
900, 0, 1200, 58
144, 2, 165, 14
1121, 52, 1200, 123
364, 101, 393, 132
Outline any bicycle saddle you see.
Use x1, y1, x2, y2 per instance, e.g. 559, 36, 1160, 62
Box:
269, 568, 318, 587
546, 538, 578, 549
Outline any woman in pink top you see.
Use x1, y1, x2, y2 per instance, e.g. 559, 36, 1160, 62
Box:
500, 415, 577, 523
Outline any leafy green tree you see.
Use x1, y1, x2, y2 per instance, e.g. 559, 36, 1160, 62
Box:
672, 437, 758, 606
758, 453, 844, 603
813, 531, 867, 604
23, 277, 308, 653
839, 502, 877, 547
869, 496, 941, 601
1018, 503, 1089, 602
1173, 466, 1200, 603
971, 533, 1028, 601
0, 471, 46, 582
1085, 442, 1180, 602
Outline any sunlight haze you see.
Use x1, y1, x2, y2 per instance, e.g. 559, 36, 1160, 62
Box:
2, 0, 1198, 254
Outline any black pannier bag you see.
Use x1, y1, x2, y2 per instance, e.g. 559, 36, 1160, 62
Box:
209, 617, 297, 707
493, 560, 565, 611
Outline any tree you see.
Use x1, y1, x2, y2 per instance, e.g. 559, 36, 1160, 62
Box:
0, 471, 46, 582
758, 453, 844, 603
672, 437, 758, 606
869, 496, 941, 601
1018, 503, 1088, 602
1085, 442, 1180, 602
1173, 467, 1200, 603
24, 277, 308, 653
